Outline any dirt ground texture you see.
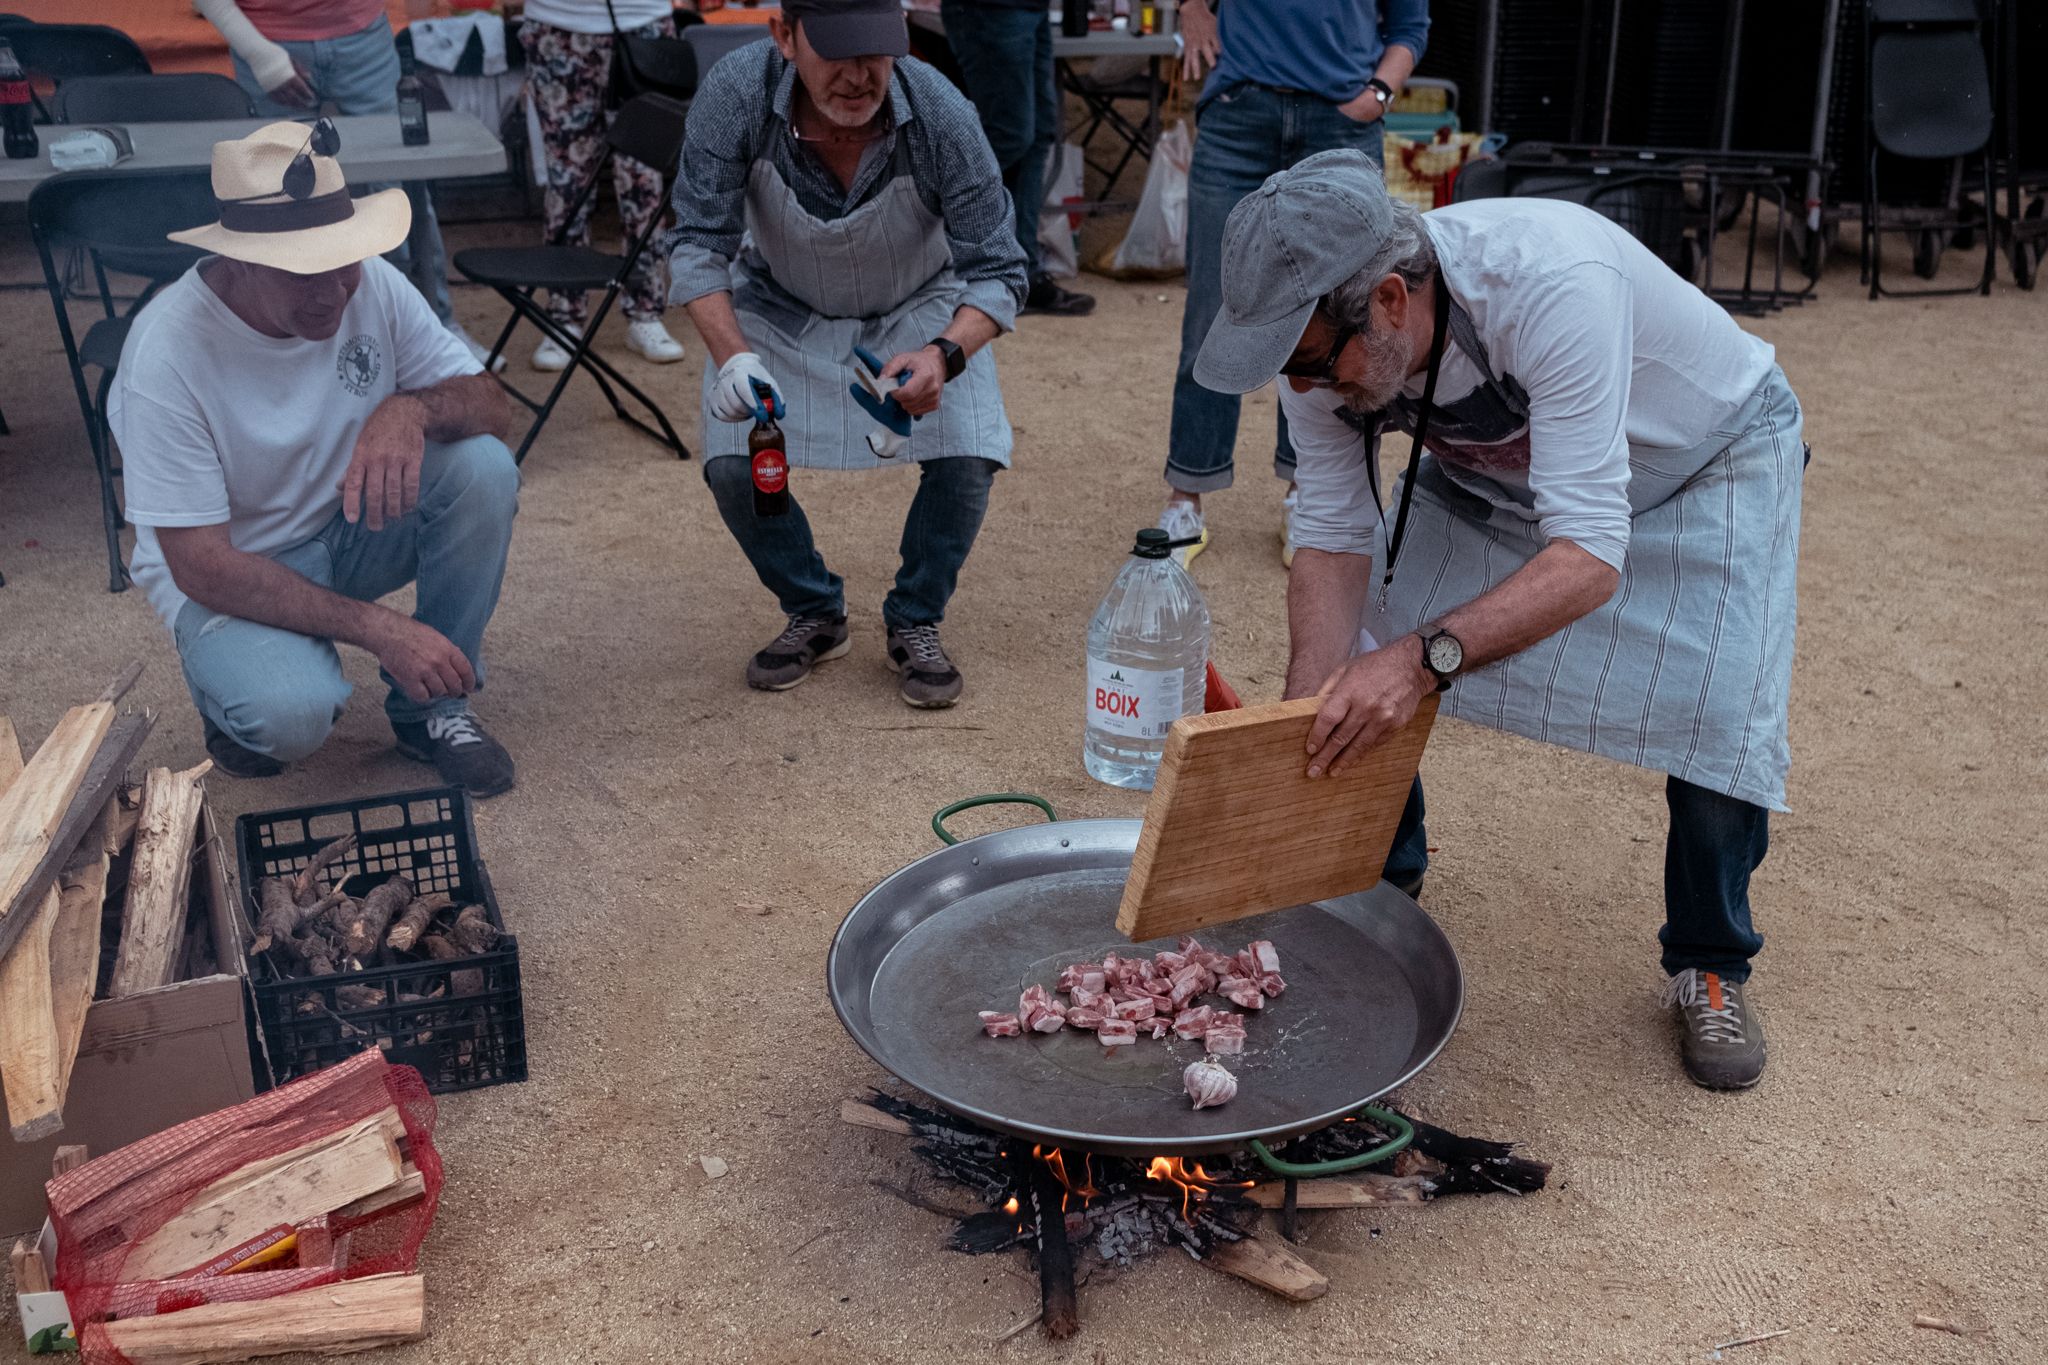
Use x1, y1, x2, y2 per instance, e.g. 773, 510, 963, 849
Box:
2, 196, 2045, 1365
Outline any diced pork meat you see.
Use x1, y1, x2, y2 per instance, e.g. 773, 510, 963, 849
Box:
1111, 996, 1157, 1022
1068, 985, 1103, 1011
1065, 1006, 1107, 1030
1221, 976, 1266, 1010
1018, 984, 1065, 1033
1258, 971, 1286, 997
1249, 940, 1281, 975
1097, 1018, 1138, 1046
1177, 935, 1206, 956
1171, 1005, 1215, 1040
1148, 1017, 1172, 1039
978, 1011, 1022, 1037
1056, 963, 1107, 995
1152, 950, 1188, 973
1231, 948, 1259, 980
1167, 964, 1207, 1009
1205, 1020, 1247, 1055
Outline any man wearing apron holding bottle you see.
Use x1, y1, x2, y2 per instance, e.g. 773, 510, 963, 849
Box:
1196, 151, 1809, 1093
664, 0, 1027, 708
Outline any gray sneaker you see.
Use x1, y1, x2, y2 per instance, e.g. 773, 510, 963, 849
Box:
1662, 968, 1766, 1090
885, 623, 963, 709
747, 614, 850, 691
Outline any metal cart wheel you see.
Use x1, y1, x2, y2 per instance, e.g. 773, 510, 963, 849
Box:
1912, 229, 1944, 279
2011, 197, 2044, 292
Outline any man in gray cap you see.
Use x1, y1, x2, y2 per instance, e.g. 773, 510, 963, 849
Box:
1197, 149, 1809, 1092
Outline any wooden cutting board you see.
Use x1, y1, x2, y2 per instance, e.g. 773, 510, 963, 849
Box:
1115, 694, 1438, 942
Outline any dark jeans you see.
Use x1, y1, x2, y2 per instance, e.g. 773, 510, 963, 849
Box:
1384, 775, 1770, 982
1168, 84, 1386, 493
703, 456, 999, 630
941, 1, 1057, 278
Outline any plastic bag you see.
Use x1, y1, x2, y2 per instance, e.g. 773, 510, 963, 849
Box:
1037, 141, 1086, 279
1110, 120, 1192, 277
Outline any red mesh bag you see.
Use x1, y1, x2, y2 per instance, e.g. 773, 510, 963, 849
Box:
46, 1049, 442, 1365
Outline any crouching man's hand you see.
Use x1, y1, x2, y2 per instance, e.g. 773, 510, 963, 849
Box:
371, 612, 475, 704
1304, 634, 1433, 778
341, 394, 427, 531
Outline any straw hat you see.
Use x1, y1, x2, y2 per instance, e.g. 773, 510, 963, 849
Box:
169, 121, 410, 274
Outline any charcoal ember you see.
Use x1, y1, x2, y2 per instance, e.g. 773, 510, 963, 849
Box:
951, 1210, 1026, 1254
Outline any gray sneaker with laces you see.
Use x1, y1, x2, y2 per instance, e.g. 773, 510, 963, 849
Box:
747, 614, 850, 691
392, 709, 516, 798
885, 623, 963, 708
1662, 968, 1766, 1090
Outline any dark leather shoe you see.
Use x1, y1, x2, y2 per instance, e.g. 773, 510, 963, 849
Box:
1023, 275, 1096, 316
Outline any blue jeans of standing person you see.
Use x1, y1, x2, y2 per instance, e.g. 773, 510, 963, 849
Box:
233, 14, 456, 326
940, 1, 1057, 279
172, 437, 519, 761
703, 456, 998, 629
1382, 775, 1771, 981
1168, 84, 1386, 493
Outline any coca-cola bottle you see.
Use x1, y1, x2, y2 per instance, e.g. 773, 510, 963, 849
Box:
749, 415, 789, 518
0, 39, 36, 162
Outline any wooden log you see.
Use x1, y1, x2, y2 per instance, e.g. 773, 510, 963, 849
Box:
290, 834, 357, 906
336, 877, 411, 958
417, 935, 482, 995
1017, 1149, 1079, 1340
52, 1144, 90, 1176
333, 1165, 426, 1221
0, 718, 22, 788
108, 761, 213, 998
121, 1108, 406, 1282
97, 1272, 426, 1365
445, 903, 497, 956
106, 782, 143, 857
10, 1235, 50, 1295
0, 721, 68, 1141
1245, 1175, 1434, 1208
0, 700, 116, 956
1204, 1234, 1329, 1301
50, 804, 116, 1101
384, 893, 452, 954
839, 1099, 914, 1137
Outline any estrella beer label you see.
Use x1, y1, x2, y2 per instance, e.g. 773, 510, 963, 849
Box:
1086, 658, 1185, 741
751, 446, 787, 494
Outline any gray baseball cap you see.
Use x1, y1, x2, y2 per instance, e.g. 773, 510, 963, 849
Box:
1193, 149, 1398, 395
784, 0, 909, 60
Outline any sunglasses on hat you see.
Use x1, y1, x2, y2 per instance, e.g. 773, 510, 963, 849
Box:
222, 117, 341, 205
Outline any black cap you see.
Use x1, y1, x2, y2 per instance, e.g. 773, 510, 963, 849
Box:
783, 0, 909, 60
1132, 528, 1171, 558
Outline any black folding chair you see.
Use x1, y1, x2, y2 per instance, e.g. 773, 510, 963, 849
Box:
682, 21, 770, 83
453, 93, 693, 466
27, 170, 216, 592
9, 23, 150, 122
1860, 0, 1998, 298
54, 71, 254, 123
1062, 53, 1166, 202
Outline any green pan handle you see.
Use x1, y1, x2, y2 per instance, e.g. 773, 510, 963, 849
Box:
1248, 1104, 1415, 1177
932, 793, 1058, 846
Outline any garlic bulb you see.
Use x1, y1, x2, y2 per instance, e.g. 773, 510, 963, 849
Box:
1183, 1056, 1238, 1109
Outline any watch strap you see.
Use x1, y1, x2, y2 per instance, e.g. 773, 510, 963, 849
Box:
929, 336, 966, 382
1367, 77, 1395, 107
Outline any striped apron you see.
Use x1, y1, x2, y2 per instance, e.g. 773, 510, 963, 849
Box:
1357, 304, 1807, 813
696, 145, 1014, 470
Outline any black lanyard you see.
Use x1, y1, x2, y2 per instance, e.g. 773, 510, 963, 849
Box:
1377, 270, 1451, 609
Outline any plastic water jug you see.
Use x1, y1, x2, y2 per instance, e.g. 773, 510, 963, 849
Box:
1083, 528, 1211, 789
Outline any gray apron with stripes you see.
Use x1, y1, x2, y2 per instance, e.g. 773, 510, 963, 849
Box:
696, 147, 1013, 470
1357, 303, 1806, 813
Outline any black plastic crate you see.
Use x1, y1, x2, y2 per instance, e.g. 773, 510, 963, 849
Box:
235, 787, 528, 1094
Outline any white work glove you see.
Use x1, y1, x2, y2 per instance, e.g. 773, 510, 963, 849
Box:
709, 351, 785, 424
194, 0, 298, 94
865, 427, 909, 459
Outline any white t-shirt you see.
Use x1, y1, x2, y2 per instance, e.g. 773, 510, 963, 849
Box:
520, 0, 672, 35
1284, 197, 1776, 571
107, 256, 480, 627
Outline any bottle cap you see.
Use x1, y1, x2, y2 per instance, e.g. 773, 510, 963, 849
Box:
1132, 528, 1170, 558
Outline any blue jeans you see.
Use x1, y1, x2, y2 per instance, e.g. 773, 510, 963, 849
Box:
1168, 84, 1385, 493
703, 456, 998, 630
233, 15, 455, 325
1383, 775, 1771, 982
173, 436, 519, 759
940, 2, 1056, 280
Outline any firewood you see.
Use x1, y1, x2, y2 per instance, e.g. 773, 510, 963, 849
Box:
291, 931, 341, 979
290, 833, 357, 906
107, 761, 212, 997
839, 1099, 914, 1137
1245, 1175, 1434, 1208
0, 695, 117, 961
10, 1236, 49, 1295
335, 984, 384, 1010
98, 1272, 426, 1364
334, 1164, 426, 1220
418, 934, 483, 995
106, 782, 143, 856
252, 882, 343, 955
446, 903, 497, 955
52, 1144, 89, 1176
0, 723, 68, 1141
1203, 1233, 1328, 1301
384, 892, 453, 953
335, 876, 411, 958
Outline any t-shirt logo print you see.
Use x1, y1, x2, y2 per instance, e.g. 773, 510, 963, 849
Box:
336, 335, 382, 397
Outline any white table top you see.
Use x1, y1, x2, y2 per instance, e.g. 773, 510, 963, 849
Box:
905, 10, 1180, 59
0, 111, 506, 204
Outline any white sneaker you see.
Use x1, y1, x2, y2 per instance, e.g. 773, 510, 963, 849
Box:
1159, 498, 1209, 570
445, 320, 506, 374
531, 323, 582, 373
1281, 486, 1300, 569
624, 317, 686, 363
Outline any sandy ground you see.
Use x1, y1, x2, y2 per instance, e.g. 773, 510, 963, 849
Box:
2, 198, 2045, 1365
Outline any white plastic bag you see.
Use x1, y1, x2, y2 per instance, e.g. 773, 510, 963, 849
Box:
1037, 142, 1085, 279
1110, 120, 1192, 277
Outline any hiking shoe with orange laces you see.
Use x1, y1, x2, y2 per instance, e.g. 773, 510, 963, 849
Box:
1662, 968, 1766, 1090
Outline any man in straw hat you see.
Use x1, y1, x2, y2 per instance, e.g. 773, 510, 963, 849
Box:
1196, 150, 1809, 1091
108, 121, 521, 797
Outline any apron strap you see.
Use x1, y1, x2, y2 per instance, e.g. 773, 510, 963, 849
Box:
1378, 271, 1452, 609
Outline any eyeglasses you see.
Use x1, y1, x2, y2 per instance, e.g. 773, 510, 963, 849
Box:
1279, 315, 1356, 383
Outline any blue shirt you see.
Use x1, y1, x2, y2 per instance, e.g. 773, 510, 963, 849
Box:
1207, 0, 1430, 107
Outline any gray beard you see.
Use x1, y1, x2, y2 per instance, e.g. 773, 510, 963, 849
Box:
1333, 329, 1417, 414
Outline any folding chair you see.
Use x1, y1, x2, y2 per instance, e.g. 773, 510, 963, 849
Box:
27, 169, 216, 592
454, 92, 694, 465
1860, 0, 1997, 298
682, 22, 771, 83
54, 71, 254, 123
8, 23, 150, 122
1062, 53, 1166, 201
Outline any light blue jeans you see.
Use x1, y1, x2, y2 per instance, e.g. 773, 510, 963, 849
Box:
232, 14, 455, 325
173, 436, 519, 760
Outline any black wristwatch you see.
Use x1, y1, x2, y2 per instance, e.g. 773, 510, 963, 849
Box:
928, 336, 966, 383
1416, 626, 1463, 691
1366, 77, 1395, 114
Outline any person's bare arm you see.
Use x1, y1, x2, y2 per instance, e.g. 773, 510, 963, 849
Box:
341, 372, 509, 530
1336, 43, 1421, 123
880, 305, 1002, 416
156, 524, 476, 702
684, 291, 751, 367
1284, 547, 1373, 702
1303, 541, 1619, 777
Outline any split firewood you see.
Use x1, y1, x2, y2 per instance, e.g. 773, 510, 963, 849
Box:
252, 880, 344, 955
446, 903, 498, 956
288, 929, 342, 979
335, 984, 384, 1010
384, 892, 453, 953
334, 876, 412, 958
100, 1271, 426, 1364
290, 833, 357, 906
419, 935, 483, 996
106, 782, 143, 857
107, 761, 213, 997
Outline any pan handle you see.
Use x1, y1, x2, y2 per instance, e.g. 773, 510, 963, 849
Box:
931, 793, 1058, 846
1248, 1104, 1415, 1177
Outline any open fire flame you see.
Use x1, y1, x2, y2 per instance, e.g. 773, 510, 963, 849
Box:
1144, 1156, 1254, 1222
1005, 1145, 1256, 1228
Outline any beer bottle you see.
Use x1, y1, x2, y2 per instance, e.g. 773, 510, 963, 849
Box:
0, 40, 36, 162
749, 415, 789, 518
397, 45, 430, 147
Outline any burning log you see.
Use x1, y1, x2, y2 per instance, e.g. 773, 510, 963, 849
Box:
1013, 1147, 1078, 1341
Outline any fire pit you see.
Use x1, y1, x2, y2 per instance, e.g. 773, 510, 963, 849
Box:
842, 1091, 1549, 1340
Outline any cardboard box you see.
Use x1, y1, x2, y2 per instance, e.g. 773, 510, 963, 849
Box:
13, 1222, 70, 1353
0, 803, 260, 1235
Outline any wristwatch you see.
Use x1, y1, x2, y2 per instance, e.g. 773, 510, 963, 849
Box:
1416, 626, 1463, 691
1367, 78, 1395, 115
928, 336, 966, 383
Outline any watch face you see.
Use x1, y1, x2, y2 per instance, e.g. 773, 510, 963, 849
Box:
1426, 633, 1463, 674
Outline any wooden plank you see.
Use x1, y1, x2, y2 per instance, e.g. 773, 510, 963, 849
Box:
52, 1144, 89, 1176
1116, 694, 1439, 942
333, 1164, 425, 1221
1203, 1233, 1329, 1301
0, 718, 21, 789
50, 801, 116, 1101
10, 1235, 50, 1295
121, 1108, 405, 1282
108, 761, 212, 998
1244, 1175, 1433, 1209
0, 720, 66, 1142
839, 1099, 913, 1136
0, 700, 115, 944
98, 1273, 426, 1365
